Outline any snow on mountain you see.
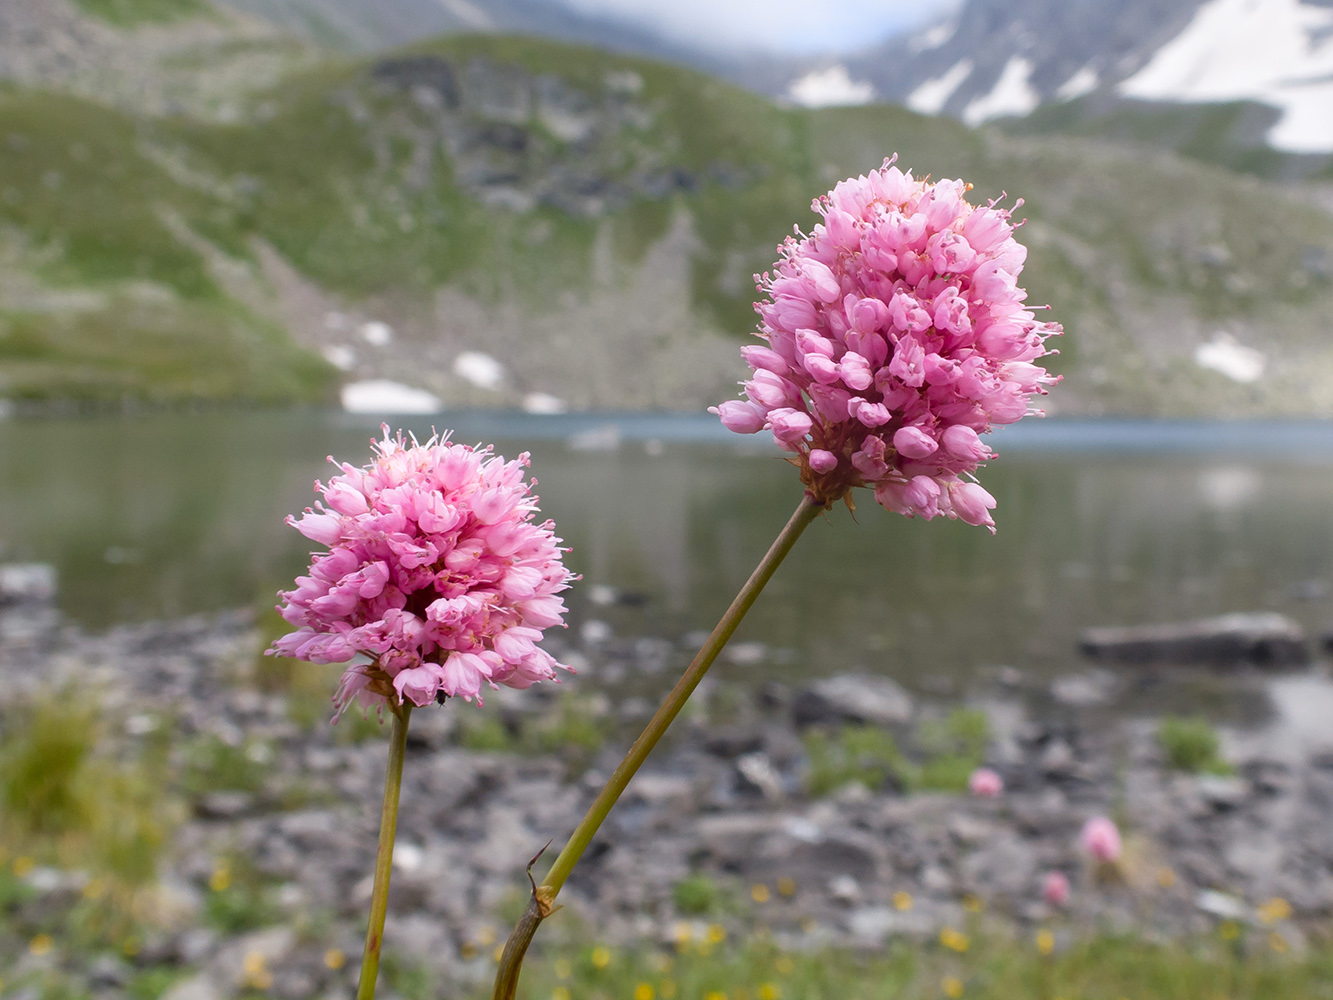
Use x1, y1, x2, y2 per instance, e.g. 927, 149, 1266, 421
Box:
787, 65, 875, 108
1119, 0, 1333, 153
847, 0, 1333, 152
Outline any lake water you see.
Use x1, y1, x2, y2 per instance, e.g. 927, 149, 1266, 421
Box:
4, 412, 1333, 708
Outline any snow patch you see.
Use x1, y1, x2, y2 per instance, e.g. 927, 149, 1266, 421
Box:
909, 18, 957, 54
321, 344, 356, 371
341, 380, 442, 414
522, 392, 568, 414
962, 56, 1040, 124
906, 59, 973, 115
1120, 0, 1333, 152
1056, 65, 1100, 101
1194, 333, 1266, 384
787, 65, 875, 108
453, 351, 505, 390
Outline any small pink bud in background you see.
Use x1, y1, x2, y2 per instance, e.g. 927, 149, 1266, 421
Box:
1042, 871, 1071, 907
968, 767, 1003, 797
1081, 816, 1122, 863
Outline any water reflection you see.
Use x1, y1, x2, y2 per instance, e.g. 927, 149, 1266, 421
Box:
3, 413, 1333, 698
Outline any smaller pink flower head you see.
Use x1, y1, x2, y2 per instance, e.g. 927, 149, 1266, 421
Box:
271, 425, 576, 717
1042, 871, 1071, 907
1080, 816, 1122, 863
968, 767, 1003, 797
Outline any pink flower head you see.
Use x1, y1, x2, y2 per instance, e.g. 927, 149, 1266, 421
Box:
1080, 816, 1122, 863
1042, 871, 1071, 907
709, 156, 1060, 530
968, 767, 1003, 797
271, 426, 576, 716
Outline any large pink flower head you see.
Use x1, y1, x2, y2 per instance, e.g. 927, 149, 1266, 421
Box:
710, 156, 1060, 531
271, 426, 575, 716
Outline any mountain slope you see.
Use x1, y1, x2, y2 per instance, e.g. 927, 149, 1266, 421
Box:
2, 28, 1333, 416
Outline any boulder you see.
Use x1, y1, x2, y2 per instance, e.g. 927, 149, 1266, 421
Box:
794, 674, 914, 728
1079, 612, 1307, 667
0, 562, 56, 604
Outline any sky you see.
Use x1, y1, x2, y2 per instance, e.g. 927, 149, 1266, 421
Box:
555, 0, 961, 55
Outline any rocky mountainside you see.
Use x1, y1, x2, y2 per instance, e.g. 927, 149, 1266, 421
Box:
1, 0, 1332, 416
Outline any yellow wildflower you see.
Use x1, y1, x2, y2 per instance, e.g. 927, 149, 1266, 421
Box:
942, 975, 964, 998
324, 949, 346, 970
751, 883, 771, 903
777, 877, 797, 897
893, 890, 913, 911
29, 934, 54, 957
939, 927, 970, 953
759, 983, 782, 1000
1035, 929, 1055, 956
1259, 897, 1292, 925
209, 865, 231, 893
635, 983, 656, 1000
591, 946, 612, 969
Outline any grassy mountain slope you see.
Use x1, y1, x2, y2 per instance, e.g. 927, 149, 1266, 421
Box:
2, 24, 1332, 414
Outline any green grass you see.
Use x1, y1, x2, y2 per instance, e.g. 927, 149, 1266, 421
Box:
672, 874, 722, 916
1159, 716, 1233, 775
497, 928, 1333, 1000
803, 724, 910, 797
70, 0, 210, 27
803, 710, 990, 797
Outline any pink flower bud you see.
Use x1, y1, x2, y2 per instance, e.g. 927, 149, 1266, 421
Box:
1081, 817, 1122, 863
808, 449, 839, 474
893, 425, 938, 459
968, 767, 1003, 797
1042, 871, 1070, 907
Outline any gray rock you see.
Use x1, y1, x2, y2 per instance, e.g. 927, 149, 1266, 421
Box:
1196, 774, 1249, 809
0, 562, 55, 604
828, 873, 862, 904
195, 791, 255, 818
1080, 613, 1307, 667
794, 674, 914, 728
735, 752, 785, 801
1196, 889, 1247, 920
160, 975, 223, 1000
1050, 671, 1116, 707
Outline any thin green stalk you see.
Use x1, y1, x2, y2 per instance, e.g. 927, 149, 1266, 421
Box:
357, 702, 412, 1000
491, 493, 823, 1000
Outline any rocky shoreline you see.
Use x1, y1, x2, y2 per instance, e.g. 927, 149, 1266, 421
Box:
2, 603, 1332, 999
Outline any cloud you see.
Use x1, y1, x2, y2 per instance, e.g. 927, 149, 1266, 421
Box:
557, 0, 956, 55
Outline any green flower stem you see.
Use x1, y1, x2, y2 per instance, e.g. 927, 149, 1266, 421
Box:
491, 493, 823, 1000
356, 702, 412, 1000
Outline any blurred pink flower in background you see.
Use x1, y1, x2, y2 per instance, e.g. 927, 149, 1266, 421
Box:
1042, 871, 1071, 907
711, 156, 1060, 529
271, 426, 575, 715
1080, 816, 1123, 863
968, 766, 1004, 797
